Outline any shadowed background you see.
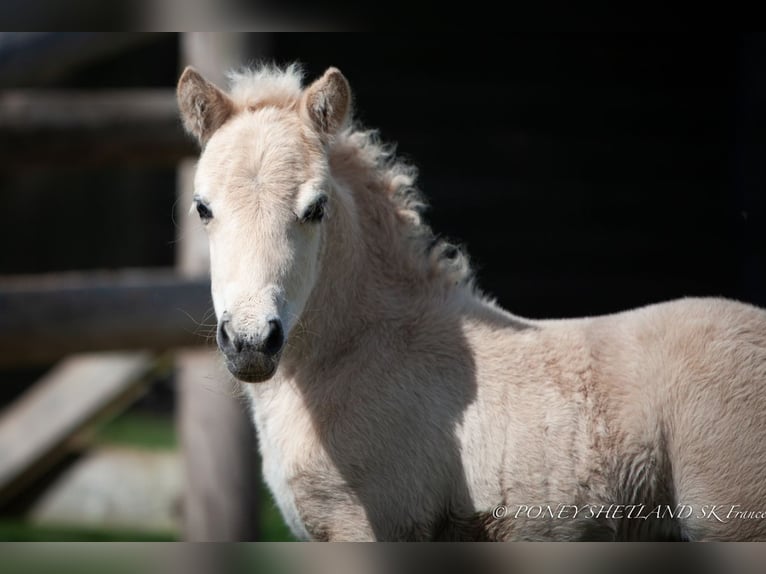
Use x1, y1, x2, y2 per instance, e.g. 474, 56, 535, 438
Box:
3, 34, 764, 313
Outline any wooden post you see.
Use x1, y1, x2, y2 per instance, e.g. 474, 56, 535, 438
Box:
176, 32, 261, 541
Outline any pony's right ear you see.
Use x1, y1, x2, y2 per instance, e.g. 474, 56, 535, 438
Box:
177, 66, 234, 146
301, 67, 351, 138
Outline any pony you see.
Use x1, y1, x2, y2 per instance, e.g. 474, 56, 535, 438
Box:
177, 63, 766, 541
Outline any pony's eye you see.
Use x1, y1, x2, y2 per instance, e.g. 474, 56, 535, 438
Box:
196, 201, 213, 223
300, 195, 327, 224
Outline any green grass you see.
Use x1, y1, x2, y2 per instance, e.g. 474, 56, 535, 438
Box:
92, 411, 177, 450
259, 483, 298, 541
0, 519, 175, 541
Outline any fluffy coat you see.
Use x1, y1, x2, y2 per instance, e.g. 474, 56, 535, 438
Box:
177, 63, 766, 541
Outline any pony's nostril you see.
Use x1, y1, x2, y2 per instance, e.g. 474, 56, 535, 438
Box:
232, 330, 243, 353
262, 319, 284, 356
217, 319, 242, 354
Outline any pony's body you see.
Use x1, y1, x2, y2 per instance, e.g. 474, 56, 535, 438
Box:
177, 64, 766, 541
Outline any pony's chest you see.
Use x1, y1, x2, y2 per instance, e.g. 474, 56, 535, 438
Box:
247, 384, 317, 540
259, 433, 310, 540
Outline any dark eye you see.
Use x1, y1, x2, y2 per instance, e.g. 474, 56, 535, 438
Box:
196, 201, 213, 223
300, 195, 327, 224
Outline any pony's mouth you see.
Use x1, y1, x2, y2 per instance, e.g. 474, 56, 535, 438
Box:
223, 351, 281, 383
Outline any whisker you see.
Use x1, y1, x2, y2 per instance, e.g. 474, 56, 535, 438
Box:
176, 307, 208, 327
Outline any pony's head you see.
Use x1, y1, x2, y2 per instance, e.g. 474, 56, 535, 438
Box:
177, 64, 351, 382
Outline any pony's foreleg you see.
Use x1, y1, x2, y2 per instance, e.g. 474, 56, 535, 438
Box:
295, 488, 377, 541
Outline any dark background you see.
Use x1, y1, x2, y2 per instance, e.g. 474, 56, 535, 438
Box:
2, 33, 764, 319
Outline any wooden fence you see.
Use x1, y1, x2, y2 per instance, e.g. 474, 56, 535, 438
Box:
0, 32, 261, 540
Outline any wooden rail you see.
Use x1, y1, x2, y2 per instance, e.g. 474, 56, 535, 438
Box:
0, 90, 196, 167
0, 33, 163, 88
0, 269, 212, 366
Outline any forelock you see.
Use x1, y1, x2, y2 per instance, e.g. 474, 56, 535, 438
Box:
226, 62, 305, 111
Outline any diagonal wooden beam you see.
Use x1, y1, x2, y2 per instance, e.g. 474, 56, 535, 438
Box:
0, 352, 157, 508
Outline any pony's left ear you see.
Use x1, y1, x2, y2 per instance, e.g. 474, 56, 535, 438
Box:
301, 67, 351, 138
177, 66, 235, 146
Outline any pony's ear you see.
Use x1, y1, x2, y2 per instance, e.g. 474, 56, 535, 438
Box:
301, 67, 351, 137
177, 66, 234, 146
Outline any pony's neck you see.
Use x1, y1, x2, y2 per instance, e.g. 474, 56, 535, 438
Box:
281, 138, 462, 368
277, 131, 532, 378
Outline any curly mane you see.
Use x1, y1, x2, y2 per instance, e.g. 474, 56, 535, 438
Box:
226, 62, 475, 290
332, 128, 475, 289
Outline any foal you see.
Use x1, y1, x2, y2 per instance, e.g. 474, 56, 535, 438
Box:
177, 63, 766, 541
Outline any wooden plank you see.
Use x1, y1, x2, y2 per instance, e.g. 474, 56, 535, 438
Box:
0, 269, 213, 366
0, 89, 196, 168
0, 352, 154, 506
0, 33, 161, 88
27, 445, 181, 534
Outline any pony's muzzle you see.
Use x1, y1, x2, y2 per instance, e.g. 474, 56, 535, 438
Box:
216, 315, 284, 382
